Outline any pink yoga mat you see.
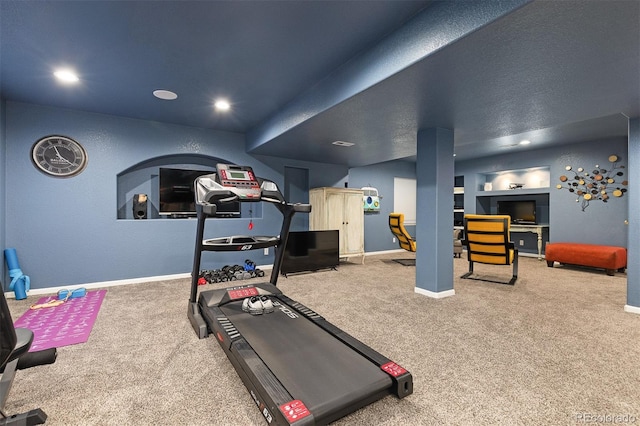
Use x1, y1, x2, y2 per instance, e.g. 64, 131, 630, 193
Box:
13, 290, 107, 352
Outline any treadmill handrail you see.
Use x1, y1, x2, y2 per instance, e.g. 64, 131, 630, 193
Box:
292, 203, 311, 213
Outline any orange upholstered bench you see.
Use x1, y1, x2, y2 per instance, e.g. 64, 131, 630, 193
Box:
545, 242, 627, 276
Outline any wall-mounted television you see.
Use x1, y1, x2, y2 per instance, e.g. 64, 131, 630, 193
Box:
159, 168, 240, 217
497, 200, 537, 225
281, 230, 339, 276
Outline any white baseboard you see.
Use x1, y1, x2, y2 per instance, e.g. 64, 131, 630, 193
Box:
414, 287, 455, 299
517, 252, 542, 258
366, 248, 544, 259
4, 263, 274, 299
365, 249, 408, 256
624, 304, 640, 315
4, 272, 190, 299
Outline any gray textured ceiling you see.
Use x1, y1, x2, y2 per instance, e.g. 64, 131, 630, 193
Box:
1, 0, 638, 167
250, 0, 639, 165
0, 1, 431, 131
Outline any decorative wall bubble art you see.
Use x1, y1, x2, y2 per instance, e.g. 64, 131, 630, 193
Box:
556, 155, 627, 211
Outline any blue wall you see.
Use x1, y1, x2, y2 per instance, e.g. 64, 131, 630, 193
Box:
348, 159, 416, 252
3, 102, 347, 289
455, 138, 629, 249
252, 154, 348, 191
1, 100, 632, 292
346, 137, 629, 258
0, 99, 6, 289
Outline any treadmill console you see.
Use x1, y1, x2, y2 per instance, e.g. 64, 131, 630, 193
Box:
216, 164, 261, 200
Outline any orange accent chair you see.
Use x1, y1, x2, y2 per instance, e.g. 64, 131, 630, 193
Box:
389, 213, 416, 252
388, 213, 416, 265
461, 214, 518, 285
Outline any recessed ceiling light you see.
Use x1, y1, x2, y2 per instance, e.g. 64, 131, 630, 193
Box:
519, 139, 531, 145
53, 69, 79, 83
153, 89, 178, 100
214, 99, 231, 111
332, 141, 355, 147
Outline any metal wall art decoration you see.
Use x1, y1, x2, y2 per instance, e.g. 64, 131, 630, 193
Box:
556, 155, 627, 211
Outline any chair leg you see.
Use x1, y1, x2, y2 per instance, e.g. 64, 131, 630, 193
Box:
461, 261, 474, 279
509, 254, 519, 285
0, 359, 19, 413
1, 358, 49, 425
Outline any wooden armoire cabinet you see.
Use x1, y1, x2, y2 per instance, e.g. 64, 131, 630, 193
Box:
309, 187, 365, 263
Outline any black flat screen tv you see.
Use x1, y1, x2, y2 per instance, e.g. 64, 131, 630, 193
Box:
159, 168, 240, 217
497, 200, 537, 225
281, 230, 339, 276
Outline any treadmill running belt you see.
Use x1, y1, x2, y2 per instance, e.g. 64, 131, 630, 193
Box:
220, 300, 392, 421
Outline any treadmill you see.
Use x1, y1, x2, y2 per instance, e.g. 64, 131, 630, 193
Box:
188, 164, 412, 425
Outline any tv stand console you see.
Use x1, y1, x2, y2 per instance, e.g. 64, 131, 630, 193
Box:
510, 224, 549, 260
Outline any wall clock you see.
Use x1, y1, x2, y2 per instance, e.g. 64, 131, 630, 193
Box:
31, 135, 88, 177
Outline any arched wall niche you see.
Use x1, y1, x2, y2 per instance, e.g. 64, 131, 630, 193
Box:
116, 153, 261, 220
117, 153, 229, 177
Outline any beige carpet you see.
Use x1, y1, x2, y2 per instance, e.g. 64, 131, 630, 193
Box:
4, 252, 640, 425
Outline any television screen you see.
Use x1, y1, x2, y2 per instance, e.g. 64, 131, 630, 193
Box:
497, 200, 537, 224
281, 230, 339, 275
159, 168, 240, 217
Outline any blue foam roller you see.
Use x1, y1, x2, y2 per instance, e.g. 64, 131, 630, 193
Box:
13, 281, 27, 300
4, 248, 30, 299
4, 248, 19, 269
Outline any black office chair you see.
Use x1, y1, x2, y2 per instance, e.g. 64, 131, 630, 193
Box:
1, 288, 57, 425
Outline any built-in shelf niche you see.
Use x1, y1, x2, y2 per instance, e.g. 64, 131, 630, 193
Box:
116, 154, 261, 220
454, 175, 464, 227
478, 166, 550, 192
